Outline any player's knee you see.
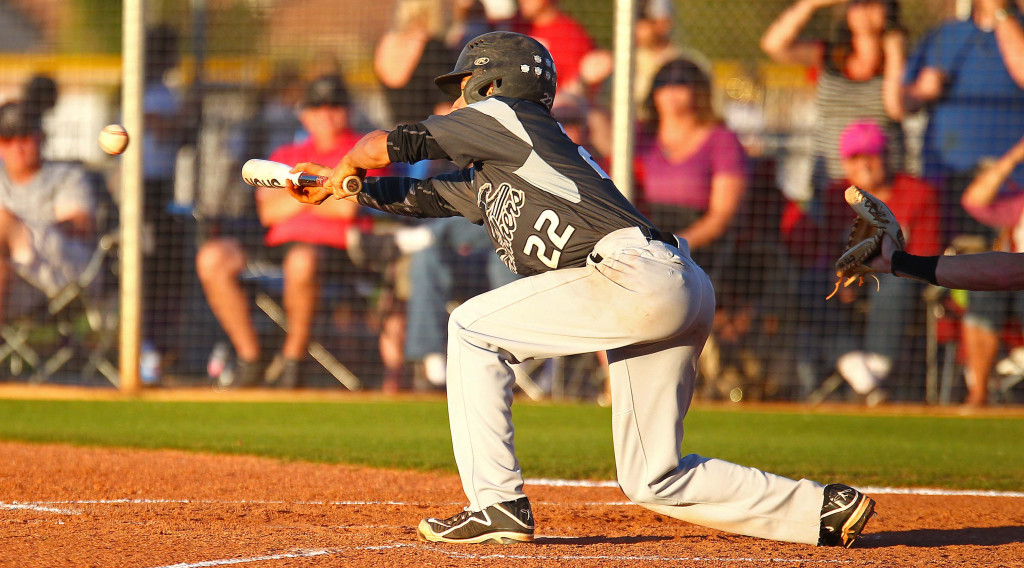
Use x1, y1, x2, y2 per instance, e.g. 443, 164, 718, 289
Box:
196, 239, 244, 281
447, 301, 477, 336
618, 477, 659, 505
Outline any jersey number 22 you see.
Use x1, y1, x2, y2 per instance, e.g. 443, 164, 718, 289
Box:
524, 209, 575, 269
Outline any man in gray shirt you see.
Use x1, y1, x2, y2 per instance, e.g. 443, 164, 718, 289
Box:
0, 101, 96, 324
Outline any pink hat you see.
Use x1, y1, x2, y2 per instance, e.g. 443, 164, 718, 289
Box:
839, 120, 887, 159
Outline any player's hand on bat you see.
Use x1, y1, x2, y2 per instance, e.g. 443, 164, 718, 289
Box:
286, 162, 333, 205
327, 158, 366, 199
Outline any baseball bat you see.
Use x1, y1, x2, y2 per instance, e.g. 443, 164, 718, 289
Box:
240, 159, 363, 194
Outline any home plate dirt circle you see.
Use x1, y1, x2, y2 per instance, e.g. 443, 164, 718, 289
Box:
1, 442, 1021, 568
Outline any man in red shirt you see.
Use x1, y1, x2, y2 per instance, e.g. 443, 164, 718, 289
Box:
513, 0, 595, 92
196, 74, 380, 388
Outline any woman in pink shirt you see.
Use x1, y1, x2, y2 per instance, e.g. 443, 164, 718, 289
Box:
636, 58, 748, 276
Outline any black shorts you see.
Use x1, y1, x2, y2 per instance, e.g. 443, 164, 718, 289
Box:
209, 217, 357, 279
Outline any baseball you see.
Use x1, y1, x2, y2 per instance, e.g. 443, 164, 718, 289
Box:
98, 124, 129, 155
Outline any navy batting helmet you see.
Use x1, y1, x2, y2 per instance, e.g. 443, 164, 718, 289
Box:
435, 32, 557, 111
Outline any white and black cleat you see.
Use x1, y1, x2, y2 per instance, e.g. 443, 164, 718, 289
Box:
417, 496, 534, 544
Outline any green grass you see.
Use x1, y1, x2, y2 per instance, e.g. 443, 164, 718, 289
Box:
1, 399, 1022, 491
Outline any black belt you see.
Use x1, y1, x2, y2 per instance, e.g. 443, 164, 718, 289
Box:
642, 226, 677, 247
588, 226, 676, 265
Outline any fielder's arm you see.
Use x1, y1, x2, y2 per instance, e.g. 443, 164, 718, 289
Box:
871, 234, 1024, 291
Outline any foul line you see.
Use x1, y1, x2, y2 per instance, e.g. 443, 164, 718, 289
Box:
8, 484, 1024, 514
5, 481, 1020, 520
144, 543, 857, 568
0, 501, 79, 515
146, 548, 347, 568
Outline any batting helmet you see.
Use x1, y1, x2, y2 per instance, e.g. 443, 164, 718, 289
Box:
435, 31, 557, 111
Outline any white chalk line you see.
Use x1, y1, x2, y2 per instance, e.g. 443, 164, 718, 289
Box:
6, 482, 1021, 516
144, 542, 858, 568
145, 547, 355, 568
858, 486, 1024, 498
0, 502, 80, 515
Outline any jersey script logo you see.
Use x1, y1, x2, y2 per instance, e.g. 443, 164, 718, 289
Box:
479, 182, 525, 273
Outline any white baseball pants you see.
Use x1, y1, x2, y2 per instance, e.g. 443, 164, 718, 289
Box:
445, 227, 824, 544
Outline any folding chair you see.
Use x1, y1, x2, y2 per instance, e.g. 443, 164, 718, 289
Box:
0, 168, 120, 385
240, 261, 362, 390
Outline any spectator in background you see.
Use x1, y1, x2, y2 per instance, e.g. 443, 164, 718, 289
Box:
374, 0, 456, 128
446, 0, 498, 49
761, 0, 905, 207
139, 23, 186, 384
573, 0, 710, 160
0, 102, 96, 326
237, 67, 305, 162
636, 58, 747, 280
904, 0, 1024, 247
398, 215, 519, 389
196, 75, 383, 389
21, 74, 57, 128
513, 0, 596, 95
957, 134, 1024, 406
824, 120, 940, 404
578, 0, 709, 112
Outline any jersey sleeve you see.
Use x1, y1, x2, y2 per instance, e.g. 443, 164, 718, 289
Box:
357, 168, 481, 222
386, 123, 450, 164
420, 98, 534, 170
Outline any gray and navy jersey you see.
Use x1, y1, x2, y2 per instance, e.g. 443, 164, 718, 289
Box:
357, 96, 656, 276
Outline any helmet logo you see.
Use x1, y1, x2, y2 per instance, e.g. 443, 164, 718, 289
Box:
474, 57, 490, 66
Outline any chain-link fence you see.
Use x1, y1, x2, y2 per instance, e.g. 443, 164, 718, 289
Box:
1, 0, 1023, 406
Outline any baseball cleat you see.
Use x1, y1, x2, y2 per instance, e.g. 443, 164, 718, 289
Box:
417, 496, 534, 544
844, 185, 906, 250
819, 484, 876, 548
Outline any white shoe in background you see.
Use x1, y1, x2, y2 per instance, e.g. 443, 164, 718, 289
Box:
836, 351, 880, 396
423, 352, 447, 386
140, 340, 162, 386
395, 226, 436, 255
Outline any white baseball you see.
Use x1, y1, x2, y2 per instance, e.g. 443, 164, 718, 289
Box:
98, 124, 130, 155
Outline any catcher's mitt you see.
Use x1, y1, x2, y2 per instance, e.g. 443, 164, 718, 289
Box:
826, 186, 906, 300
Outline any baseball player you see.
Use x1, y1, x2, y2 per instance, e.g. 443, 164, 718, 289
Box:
287, 31, 874, 547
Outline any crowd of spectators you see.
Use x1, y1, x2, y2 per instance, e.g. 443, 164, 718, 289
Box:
2, 0, 1024, 408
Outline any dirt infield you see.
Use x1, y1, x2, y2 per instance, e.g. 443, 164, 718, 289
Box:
1, 442, 1022, 568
